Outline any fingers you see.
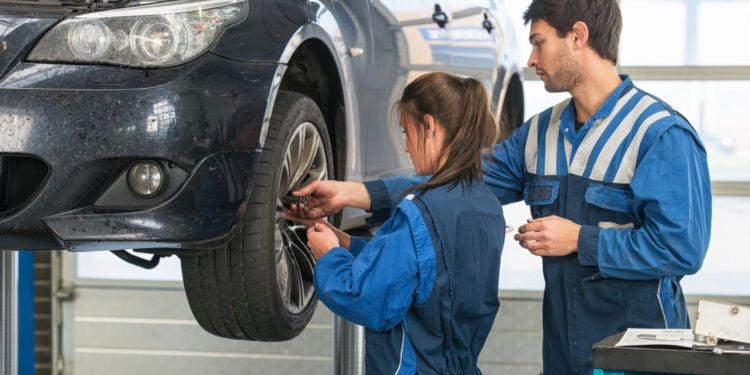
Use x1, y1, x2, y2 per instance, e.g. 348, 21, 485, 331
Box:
282, 210, 317, 227
293, 181, 319, 197
518, 238, 549, 257
306, 223, 339, 259
308, 222, 332, 234
281, 210, 298, 221
521, 239, 544, 251
514, 230, 546, 242
521, 215, 558, 226
527, 248, 551, 257
516, 234, 543, 249
515, 223, 546, 254
283, 202, 326, 221
283, 204, 309, 221
518, 220, 545, 234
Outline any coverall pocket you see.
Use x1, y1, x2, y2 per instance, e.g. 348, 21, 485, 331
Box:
584, 183, 637, 228
523, 181, 559, 218
580, 276, 663, 325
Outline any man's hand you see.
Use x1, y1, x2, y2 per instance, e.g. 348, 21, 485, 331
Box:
286, 180, 371, 219
307, 222, 341, 259
514, 215, 581, 257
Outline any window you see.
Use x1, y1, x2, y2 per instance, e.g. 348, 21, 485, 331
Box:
621, 0, 750, 66
77, 252, 182, 281
501, 0, 749, 296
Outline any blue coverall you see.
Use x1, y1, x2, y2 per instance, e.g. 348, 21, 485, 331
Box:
366, 76, 712, 374
314, 181, 505, 374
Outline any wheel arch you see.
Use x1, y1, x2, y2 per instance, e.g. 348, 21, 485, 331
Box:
279, 40, 347, 181
257, 9, 356, 183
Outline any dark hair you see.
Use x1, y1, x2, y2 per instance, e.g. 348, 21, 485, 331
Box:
396, 72, 497, 192
523, 0, 622, 64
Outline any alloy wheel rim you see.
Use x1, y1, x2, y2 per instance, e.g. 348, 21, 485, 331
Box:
274, 122, 327, 314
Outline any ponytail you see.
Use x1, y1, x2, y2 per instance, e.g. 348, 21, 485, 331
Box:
396, 73, 497, 192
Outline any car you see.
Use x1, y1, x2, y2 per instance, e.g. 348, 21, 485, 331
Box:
0, 0, 524, 341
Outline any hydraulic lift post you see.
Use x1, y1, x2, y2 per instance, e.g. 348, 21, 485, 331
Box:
333, 317, 364, 375
0, 251, 18, 375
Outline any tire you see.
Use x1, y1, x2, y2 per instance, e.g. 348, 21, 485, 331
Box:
498, 104, 514, 142
180, 91, 333, 341
498, 76, 524, 142
498, 94, 520, 142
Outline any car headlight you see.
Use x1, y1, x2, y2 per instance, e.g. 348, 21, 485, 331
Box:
28, 0, 247, 68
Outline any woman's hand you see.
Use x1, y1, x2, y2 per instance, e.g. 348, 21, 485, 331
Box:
307, 223, 341, 259
288, 180, 372, 219
283, 210, 352, 250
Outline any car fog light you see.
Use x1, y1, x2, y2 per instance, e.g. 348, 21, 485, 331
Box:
127, 161, 163, 197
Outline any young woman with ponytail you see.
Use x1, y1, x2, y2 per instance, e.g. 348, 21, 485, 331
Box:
288, 72, 506, 374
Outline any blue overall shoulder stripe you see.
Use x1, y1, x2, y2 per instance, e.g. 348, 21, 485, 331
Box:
396, 196, 437, 305
556, 130, 569, 175
636, 116, 679, 164
535, 108, 553, 174
637, 109, 705, 162
582, 91, 644, 179
602, 101, 666, 182
631, 88, 706, 165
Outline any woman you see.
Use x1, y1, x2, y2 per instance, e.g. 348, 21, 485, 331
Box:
298, 72, 505, 374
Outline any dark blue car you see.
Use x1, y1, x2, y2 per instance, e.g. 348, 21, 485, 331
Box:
0, 0, 524, 340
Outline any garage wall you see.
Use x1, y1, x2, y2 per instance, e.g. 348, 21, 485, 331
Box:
66, 282, 334, 375
55, 251, 750, 375
60, 282, 545, 375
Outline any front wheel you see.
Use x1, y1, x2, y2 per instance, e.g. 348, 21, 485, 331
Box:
180, 91, 333, 341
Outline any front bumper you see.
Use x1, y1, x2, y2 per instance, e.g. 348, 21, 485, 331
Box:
0, 54, 277, 250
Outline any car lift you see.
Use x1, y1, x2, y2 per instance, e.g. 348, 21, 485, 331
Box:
1, 251, 17, 374
334, 317, 364, 375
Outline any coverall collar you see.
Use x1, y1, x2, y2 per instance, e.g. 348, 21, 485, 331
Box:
560, 75, 635, 136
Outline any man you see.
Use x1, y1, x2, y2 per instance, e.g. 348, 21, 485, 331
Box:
290, 1, 711, 373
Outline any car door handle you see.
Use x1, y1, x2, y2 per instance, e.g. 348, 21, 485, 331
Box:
482, 13, 494, 33
432, 4, 448, 28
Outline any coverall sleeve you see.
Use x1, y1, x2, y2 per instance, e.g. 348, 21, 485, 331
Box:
483, 123, 528, 205
314, 205, 435, 332
363, 125, 529, 221
577, 125, 712, 279
347, 236, 370, 257
364, 176, 428, 223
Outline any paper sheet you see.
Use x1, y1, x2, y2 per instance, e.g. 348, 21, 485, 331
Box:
615, 328, 712, 348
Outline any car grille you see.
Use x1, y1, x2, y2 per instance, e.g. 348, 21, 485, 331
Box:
0, 155, 49, 218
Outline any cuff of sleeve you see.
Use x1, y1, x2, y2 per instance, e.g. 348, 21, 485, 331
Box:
364, 180, 392, 224
348, 236, 370, 257
577, 225, 601, 266
314, 247, 351, 289
317, 247, 352, 265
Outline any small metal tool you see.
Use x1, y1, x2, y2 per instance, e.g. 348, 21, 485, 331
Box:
281, 196, 307, 209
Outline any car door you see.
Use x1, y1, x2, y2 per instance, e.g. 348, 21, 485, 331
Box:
363, 0, 453, 179
444, 0, 506, 109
